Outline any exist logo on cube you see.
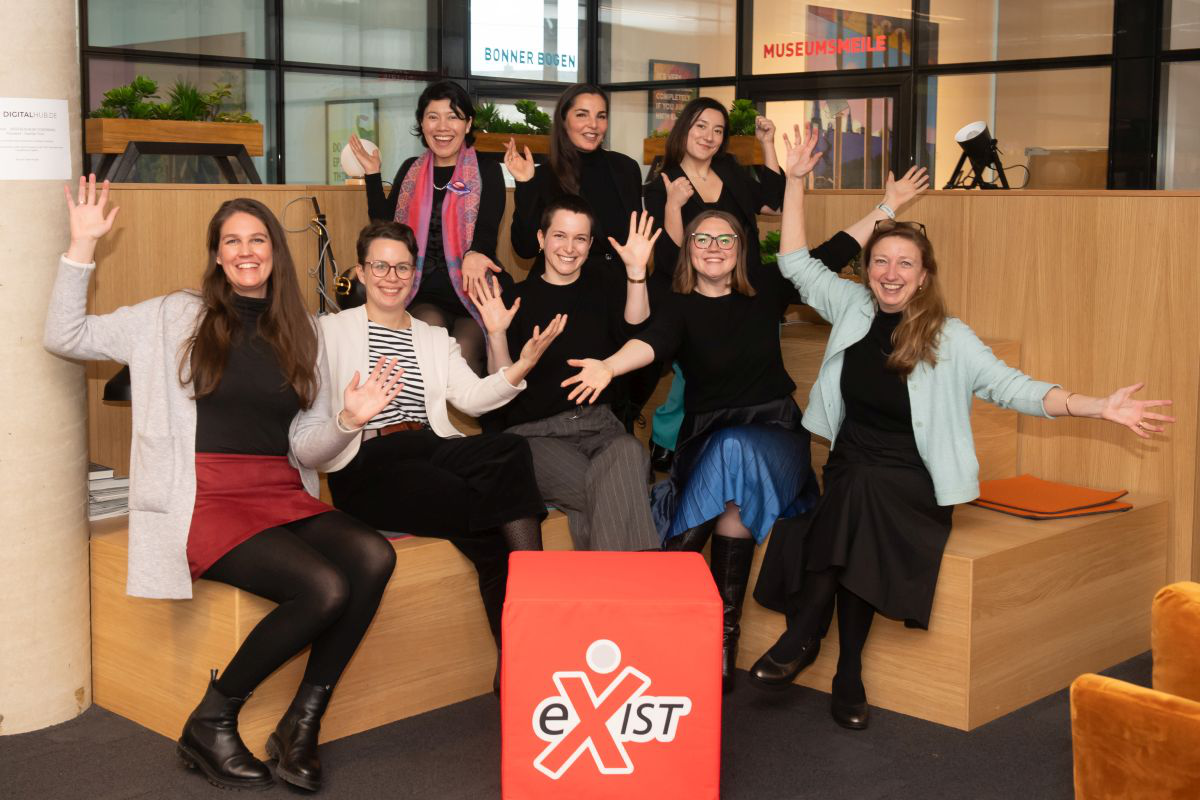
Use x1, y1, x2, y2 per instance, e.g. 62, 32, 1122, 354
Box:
530, 639, 693, 780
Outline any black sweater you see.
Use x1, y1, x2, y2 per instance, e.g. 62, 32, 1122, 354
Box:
195, 296, 300, 455
510, 148, 643, 273
635, 232, 860, 415
841, 309, 914, 434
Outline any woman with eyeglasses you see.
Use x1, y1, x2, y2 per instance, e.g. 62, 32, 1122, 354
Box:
641, 95, 928, 472
349, 80, 509, 376
318, 220, 565, 694
748, 126, 1174, 729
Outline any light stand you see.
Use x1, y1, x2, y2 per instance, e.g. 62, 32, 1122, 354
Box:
945, 121, 1010, 190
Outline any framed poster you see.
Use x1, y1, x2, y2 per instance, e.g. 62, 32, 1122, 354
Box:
326, 99, 378, 184
647, 60, 699, 136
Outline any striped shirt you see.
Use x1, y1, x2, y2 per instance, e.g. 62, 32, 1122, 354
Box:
365, 322, 428, 427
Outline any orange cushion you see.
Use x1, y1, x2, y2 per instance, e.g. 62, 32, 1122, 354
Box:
970, 498, 1132, 520
1153, 582, 1200, 703
976, 474, 1128, 514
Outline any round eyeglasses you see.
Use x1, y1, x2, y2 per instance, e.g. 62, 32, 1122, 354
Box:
365, 261, 416, 279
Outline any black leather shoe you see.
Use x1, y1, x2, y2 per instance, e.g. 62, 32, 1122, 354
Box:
748, 638, 821, 689
177, 670, 273, 791
649, 444, 674, 473
831, 696, 870, 729
266, 681, 333, 791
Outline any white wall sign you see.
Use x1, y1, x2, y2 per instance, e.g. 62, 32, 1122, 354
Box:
0, 98, 71, 181
471, 0, 579, 82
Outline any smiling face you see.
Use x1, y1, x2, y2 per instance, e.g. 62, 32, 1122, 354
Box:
687, 216, 738, 290
356, 237, 416, 318
537, 210, 593, 284
685, 108, 726, 163
563, 93, 608, 152
421, 98, 471, 165
217, 212, 274, 299
866, 235, 927, 313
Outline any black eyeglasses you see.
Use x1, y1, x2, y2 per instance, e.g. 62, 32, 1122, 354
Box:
873, 219, 927, 238
689, 232, 739, 250
365, 261, 416, 279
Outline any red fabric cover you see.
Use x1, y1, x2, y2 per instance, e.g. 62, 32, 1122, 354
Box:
501, 551, 722, 800
187, 453, 331, 579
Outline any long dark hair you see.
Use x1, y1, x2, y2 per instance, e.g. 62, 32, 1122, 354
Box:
860, 225, 947, 376
549, 83, 609, 195
181, 198, 318, 408
652, 97, 730, 182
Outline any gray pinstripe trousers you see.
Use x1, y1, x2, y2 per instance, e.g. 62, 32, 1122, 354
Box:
504, 404, 659, 551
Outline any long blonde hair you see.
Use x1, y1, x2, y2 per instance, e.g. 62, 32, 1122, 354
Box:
862, 226, 947, 375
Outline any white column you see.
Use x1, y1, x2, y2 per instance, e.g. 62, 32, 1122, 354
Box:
0, 0, 91, 734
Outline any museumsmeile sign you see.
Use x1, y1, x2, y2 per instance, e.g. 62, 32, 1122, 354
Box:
762, 35, 888, 59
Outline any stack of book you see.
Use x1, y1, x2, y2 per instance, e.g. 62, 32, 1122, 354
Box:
89, 462, 129, 521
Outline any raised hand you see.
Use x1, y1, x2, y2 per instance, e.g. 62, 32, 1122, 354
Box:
504, 138, 536, 183
348, 134, 382, 175
468, 274, 519, 335
662, 173, 695, 209
64, 175, 120, 263
609, 210, 661, 280
341, 356, 404, 429
1099, 383, 1175, 439
515, 314, 567, 369
882, 166, 930, 214
462, 250, 503, 298
754, 115, 776, 144
561, 357, 614, 405
781, 123, 823, 180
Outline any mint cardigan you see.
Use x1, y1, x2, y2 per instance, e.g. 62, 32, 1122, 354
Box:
778, 248, 1058, 506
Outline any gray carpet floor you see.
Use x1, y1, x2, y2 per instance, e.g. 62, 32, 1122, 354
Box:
1, 653, 1151, 799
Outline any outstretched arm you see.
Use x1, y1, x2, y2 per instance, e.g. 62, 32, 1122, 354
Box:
609, 210, 661, 325
560, 339, 656, 405
841, 166, 930, 246
1042, 384, 1174, 438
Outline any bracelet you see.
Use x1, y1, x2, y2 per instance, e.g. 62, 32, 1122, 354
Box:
336, 410, 362, 433
876, 202, 896, 220
627, 275, 647, 284
1064, 392, 1078, 417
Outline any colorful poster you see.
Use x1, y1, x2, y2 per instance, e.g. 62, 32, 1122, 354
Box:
326, 99, 378, 185
648, 60, 699, 136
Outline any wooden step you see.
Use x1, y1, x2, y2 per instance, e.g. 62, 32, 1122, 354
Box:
89, 513, 573, 757
739, 494, 1168, 730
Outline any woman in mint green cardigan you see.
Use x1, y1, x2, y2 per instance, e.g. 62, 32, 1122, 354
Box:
747, 126, 1175, 730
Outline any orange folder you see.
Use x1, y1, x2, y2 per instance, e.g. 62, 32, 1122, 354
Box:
974, 474, 1128, 515
970, 498, 1132, 520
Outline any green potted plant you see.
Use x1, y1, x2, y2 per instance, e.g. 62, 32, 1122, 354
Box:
643, 98, 766, 166
85, 75, 264, 161
471, 100, 552, 154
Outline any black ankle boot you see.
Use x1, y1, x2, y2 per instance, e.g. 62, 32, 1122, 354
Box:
650, 444, 674, 473
266, 682, 333, 791
177, 670, 273, 791
710, 535, 756, 694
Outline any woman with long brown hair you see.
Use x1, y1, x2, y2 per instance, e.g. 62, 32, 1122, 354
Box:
749, 126, 1175, 729
45, 177, 402, 792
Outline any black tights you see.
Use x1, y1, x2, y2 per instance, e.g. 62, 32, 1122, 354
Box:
203, 511, 396, 698
769, 567, 876, 702
410, 303, 485, 377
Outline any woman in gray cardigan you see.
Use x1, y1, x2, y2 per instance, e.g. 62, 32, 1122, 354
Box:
746, 129, 1175, 729
45, 177, 402, 792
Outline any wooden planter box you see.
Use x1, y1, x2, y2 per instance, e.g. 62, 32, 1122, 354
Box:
473, 132, 550, 155
643, 134, 764, 166
85, 118, 264, 157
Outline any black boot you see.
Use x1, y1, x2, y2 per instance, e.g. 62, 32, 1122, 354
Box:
177, 670, 273, 791
663, 519, 715, 552
266, 682, 333, 791
650, 443, 674, 473
710, 535, 756, 694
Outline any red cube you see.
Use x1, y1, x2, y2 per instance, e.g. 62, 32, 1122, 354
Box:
501, 551, 722, 799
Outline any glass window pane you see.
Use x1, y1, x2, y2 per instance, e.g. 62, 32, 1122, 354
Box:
601, 0, 736, 83
283, 0, 431, 70
283, 73, 427, 185
471, 0, 586, 82
1166, 0, 1200, 49
920, 68, 1111, 190
924, 0, 1113, 64
87, 59, 273, 182
750, 1, 913, 75
764, 97, 894, 190
87, 0, 267, 59
1160, 62, 1200, 189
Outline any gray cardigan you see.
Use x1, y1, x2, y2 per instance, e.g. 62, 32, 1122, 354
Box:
44, 256, 355, 599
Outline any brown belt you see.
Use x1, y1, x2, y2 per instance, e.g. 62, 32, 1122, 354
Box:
362, 420, 426, 441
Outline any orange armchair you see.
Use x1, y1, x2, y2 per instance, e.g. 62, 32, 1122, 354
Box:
1070, 582, 1200, 799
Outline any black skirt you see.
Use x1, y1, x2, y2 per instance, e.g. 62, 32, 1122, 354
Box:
756, 419, 953, 629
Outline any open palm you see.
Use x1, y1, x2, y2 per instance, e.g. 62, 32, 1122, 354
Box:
1100, 382, 1175, 438
782, 123, 823, 179
65, 174, 119, 244
609, 211, 661, 278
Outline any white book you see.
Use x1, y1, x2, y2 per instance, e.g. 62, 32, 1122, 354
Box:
89, 476, 131, 491
88, 462, 114, 480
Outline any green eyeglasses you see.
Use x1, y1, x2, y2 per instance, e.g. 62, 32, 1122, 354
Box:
690, 232, 739, 250
365, 261, 416, 279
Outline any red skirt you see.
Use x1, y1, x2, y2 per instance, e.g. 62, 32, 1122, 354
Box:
187, 453, 332, 579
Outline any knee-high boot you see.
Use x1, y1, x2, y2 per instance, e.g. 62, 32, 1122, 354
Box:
663, 519, 716, 552
710, 534, 756, 694
177, 670, 273, 791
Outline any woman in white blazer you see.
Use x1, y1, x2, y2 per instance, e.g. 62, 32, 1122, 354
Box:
319, 220, 563, 685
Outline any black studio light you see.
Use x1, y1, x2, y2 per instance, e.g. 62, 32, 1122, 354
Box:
945, 121, 1010, 189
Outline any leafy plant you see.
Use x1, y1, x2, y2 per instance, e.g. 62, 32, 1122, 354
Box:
760, 229, 780, 265
514, 100, 551, 134
89, 74, 257, 123
473, 100, 551, 135
728, 98, 758, 136
167, 81, 208, 121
